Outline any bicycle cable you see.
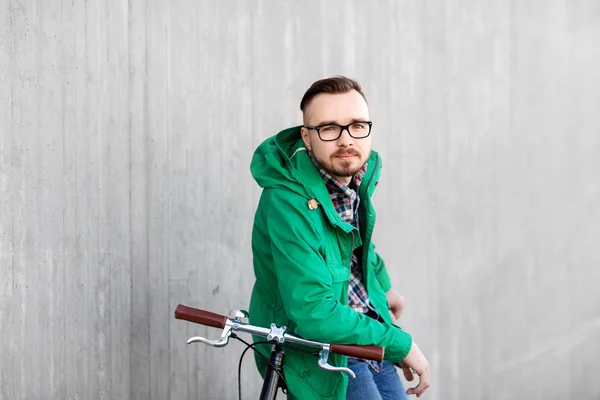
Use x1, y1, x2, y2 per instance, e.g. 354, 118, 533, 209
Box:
232, 335, 288, 400
232, 334, 328, 400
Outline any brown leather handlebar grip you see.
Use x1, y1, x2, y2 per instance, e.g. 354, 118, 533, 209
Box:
329, 344, 385, 362
174, 304, 228, 329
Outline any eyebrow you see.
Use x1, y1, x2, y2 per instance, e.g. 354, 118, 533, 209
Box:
310, 118, 369, 127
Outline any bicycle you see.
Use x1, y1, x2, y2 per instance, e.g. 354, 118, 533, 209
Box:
174, 304, 386, 400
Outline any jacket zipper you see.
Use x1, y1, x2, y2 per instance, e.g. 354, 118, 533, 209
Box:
359, 154, 379, 242
349, 231, 355, 270
362, 154, 380, 199
358, 155, 379, 295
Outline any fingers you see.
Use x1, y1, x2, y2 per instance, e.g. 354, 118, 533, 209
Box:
402, 365, 414, 382
405, 372, 430, 398
394, 361, 414, 381
388, 308, 402, 321
389, 306, 402, 320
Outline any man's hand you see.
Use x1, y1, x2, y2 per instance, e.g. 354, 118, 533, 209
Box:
395, 361, 415, 382
401, 341, 431, 398
386, 289, 405, 321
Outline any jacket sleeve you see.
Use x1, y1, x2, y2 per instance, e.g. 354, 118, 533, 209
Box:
370, 243, 392, 292
265, 189, 412, 362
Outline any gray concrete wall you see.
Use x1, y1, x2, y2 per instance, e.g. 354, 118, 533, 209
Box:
1, 1, 599, 399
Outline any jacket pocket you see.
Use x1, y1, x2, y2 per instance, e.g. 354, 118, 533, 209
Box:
327, 263, 350, 304
284, 348, 344, 399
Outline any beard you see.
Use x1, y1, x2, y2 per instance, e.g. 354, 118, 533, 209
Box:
313, 148, 367, 179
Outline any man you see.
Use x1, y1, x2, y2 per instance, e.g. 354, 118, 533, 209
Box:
249, 76, 430, 399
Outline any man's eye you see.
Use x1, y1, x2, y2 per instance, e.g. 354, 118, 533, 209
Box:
352, 123, 366, 130
321, 126, 336, 132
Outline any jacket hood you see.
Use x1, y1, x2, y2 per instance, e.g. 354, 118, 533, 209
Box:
250, 126, 310, 196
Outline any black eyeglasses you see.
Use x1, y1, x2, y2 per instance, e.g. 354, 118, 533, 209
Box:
304, 121, 373, 142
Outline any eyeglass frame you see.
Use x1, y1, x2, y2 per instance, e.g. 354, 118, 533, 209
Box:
303, 121, 373, 142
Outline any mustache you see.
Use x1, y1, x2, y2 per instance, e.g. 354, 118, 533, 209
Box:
334, 149, 360, 157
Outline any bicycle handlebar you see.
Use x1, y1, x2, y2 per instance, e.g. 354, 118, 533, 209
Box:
174, 304, 385, 363
329, 344, 384, 362
175, 304, 228, 329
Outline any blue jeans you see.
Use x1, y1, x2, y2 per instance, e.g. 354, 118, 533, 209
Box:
346, 359, 410, 400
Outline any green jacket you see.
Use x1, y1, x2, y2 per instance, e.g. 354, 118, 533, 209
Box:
249, 126, 412, 400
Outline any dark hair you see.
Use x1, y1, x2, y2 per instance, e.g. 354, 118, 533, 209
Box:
300, 76, 367, 112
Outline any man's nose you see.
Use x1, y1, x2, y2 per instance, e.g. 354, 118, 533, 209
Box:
336, 127, 354, 146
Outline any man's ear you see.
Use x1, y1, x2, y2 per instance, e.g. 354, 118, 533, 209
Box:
300, 127, 311, 151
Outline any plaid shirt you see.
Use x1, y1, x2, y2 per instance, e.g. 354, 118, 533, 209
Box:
309, 153, 384, 370
308, 153, 375, 315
